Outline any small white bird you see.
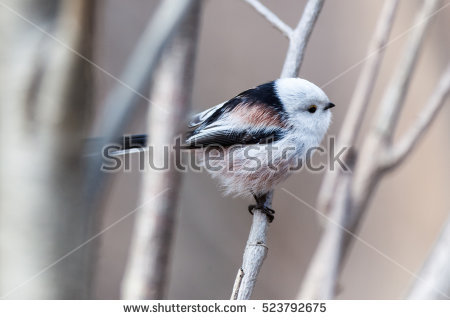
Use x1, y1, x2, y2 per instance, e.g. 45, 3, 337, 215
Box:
111, 78, 334, 221
184, 78, 334, 221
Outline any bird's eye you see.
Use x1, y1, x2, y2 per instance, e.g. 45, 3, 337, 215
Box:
308, 105, 317, 113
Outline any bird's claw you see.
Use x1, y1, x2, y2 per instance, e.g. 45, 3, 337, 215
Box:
248, 204, 275, 223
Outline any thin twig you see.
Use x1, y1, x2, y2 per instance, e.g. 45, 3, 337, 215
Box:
121, 1, 202, 299
231, 268, 245, 300
281, 0, 325, 78
382, 64, 450, 170
244, 0, 292, 38
408, 214, 450, 299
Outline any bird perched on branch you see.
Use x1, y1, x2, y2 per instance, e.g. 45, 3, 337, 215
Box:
120, 78, 334, 222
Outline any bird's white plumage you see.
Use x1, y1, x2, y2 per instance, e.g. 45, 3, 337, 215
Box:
275, 78, 332, 152
275, 78, 329, 113
189, 78, 333, 198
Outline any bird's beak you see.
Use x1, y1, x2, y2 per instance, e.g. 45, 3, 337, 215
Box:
324, 102, 335, 110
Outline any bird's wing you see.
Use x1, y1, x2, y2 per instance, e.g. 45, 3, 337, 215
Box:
185, 81, 289, 148
188, 102, 226, 128
188, 80, 287, 128
185, 101, 288, 148
185, 123, 285, 148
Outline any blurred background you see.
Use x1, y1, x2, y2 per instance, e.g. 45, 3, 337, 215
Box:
1, 0, 449, 299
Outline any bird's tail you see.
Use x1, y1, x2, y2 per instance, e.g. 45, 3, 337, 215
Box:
84, 134, 148, 157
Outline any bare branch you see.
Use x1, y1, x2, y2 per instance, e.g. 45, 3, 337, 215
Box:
231, 268, 245, 300
408, 214, 450, 299
299, 0, 399, 299
231, 192, 272, 300
317, 0, 399, 213
121, 1, 202, 299
281, 0, 325, 78
244, 0, 293, 39
232, 0, 325, 300
298, 178, 351, 299
382, 64, 450, 170
85, 0, 197, 210
352, 0, 440, 220
298, 0, 441, 300
376, 0, 441, 140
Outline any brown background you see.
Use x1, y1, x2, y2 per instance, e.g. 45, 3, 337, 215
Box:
92, 0, 450, 299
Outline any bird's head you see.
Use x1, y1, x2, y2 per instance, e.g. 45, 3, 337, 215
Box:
275, 78, 334, 139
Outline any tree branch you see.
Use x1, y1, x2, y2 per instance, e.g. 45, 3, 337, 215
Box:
317, 0, 399, 213
85, 0, 197, 211
231, 192, 272, 300
382, 64, 450, 170
121, 1, 202, 299
375, 0, 441, 140
408, 214, 450, 299
244, 0, 293, 39
281, 0, 325, 78
232, 0, 325, 300
351, 0, 440, 221
299, 0, 399, 299
298, 0, 441, 299
298, 178, 352, 299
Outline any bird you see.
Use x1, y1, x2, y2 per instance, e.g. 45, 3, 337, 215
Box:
118, 78, 334, 222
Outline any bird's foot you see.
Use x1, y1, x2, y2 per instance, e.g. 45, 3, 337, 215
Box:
248, 204, 275, 223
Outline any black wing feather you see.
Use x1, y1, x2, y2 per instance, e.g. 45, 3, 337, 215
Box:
185, 127, 285, 149
193, 81, 286, 130
185, 80, 287, 148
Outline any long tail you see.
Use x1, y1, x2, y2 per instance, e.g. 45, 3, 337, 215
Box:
120, 134, 147, 150
84, 134, 148, 157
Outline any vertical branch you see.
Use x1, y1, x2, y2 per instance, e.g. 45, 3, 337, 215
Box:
281, 0, 324, 78
121, 1, 202, 299
298, 0, 444, 299
85, 0, 197, 210
0, 0, 96, 298
234, 214, 270, 300
231, 192, 272, 300
317, 0, 399, 213
299, 0, 399, 299
232, 0, 325, 300
408, 215, 450, 299
351, 0, 440, 222
375, 0, 440, 138
298, 176, 352, 299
